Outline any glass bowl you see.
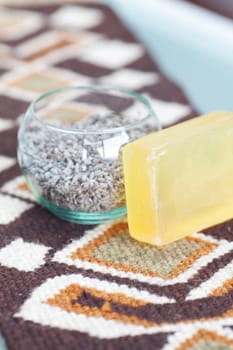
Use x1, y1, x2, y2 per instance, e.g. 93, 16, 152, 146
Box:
18, 85, 161, 224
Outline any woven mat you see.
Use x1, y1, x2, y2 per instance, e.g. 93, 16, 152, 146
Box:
0, 1, 233, 349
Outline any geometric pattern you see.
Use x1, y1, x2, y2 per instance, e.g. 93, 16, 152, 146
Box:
0, 0, 232, 349
77, 39, 144, 69
0, 193, 33, 225
167, 329, 233, 350
184, 333, 233, 350
14, 31, 84, 61
0, 155, 15, 172
0, 9, 43, 41
2, 176, 37, 202
122, 97, 193, 128
0, 238, 50, 272
99, 68, 160, 90
53, 221, 221, 285
0, 118, 15, 132
4, 67, 84, 95
0, 95, 28, 120
50, 5, 104, 29
15, 274, 174, 339
144, 97, 192, 127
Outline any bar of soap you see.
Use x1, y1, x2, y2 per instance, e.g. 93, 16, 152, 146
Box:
123, 111, 233, 246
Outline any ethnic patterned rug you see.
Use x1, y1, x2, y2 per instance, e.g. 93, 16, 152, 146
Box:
0, 1, 233, 349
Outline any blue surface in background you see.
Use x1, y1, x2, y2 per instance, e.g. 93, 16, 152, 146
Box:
0, 334, 7, 350
110, 0, 233, 114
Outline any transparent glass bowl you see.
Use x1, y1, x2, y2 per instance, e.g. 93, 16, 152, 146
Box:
18, 86, 160, 224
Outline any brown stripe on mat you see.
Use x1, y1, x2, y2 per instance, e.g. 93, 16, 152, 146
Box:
0, 96, 29, 120
0, 163, 20, 187
204, 219, 233, 242
0, 127, 19, 157
0, 319, 170, 350
54, 58, 113, 77
0, 205, 91, 249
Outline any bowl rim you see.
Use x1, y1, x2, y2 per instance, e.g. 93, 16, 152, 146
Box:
29, 85, 161, 135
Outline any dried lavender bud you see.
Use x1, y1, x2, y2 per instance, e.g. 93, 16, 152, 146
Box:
20, 113, 155, 212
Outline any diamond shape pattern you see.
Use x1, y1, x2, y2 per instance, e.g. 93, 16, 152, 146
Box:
99, 68, 160, 89
0, 238, 49, 271
78, 39, 144, 69
0, 194, 33, 225
50, 5, 104, 29
0, 155, 16, 172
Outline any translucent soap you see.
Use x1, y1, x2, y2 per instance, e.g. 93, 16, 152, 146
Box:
123, 111, 233, 246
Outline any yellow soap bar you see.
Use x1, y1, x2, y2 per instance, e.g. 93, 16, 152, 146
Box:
123, 111, 233, 246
